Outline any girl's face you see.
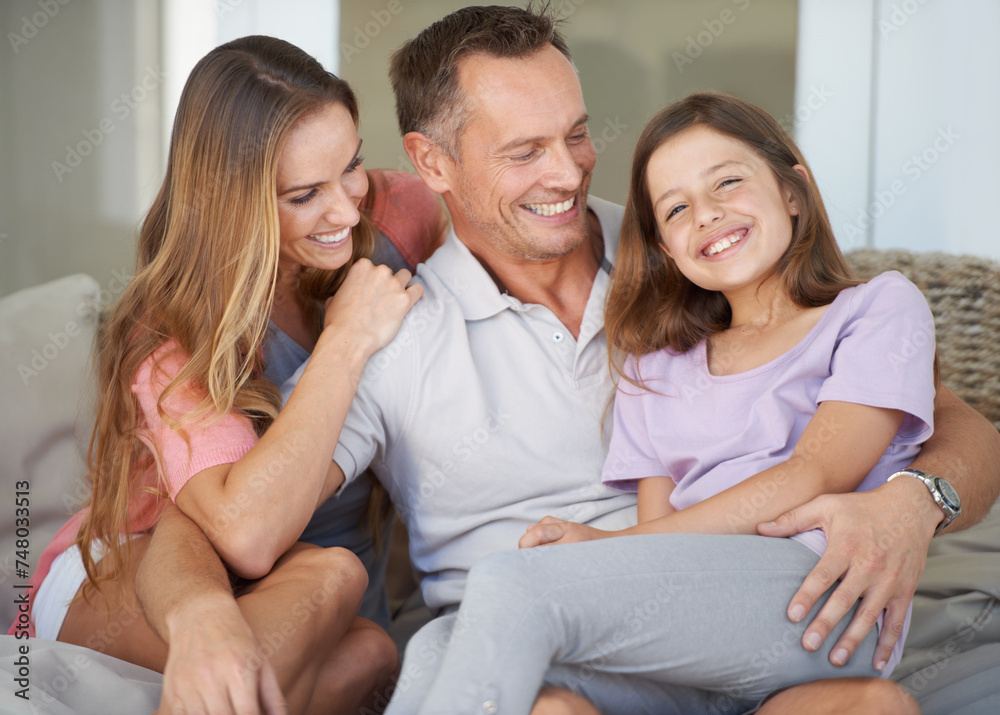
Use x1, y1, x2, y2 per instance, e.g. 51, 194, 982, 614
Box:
275, 102, 368, 274
646, 124, 805, 297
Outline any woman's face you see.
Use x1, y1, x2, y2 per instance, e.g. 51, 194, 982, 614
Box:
275, 102, 367, 274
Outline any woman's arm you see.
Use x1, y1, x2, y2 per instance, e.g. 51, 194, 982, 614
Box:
759, 383, 1000, 669
176, 261, 422, 578
136, 504, 286, 715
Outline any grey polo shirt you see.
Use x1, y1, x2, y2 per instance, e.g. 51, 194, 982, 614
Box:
287, 196, 638, 614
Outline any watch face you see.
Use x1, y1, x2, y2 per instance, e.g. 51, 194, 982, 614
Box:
934, 477, 961, 510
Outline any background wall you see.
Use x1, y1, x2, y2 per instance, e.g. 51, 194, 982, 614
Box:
796, 0, 1000, 259
0, 0, 161, 300
2, 1, 997, 298
339, 0, 798, 208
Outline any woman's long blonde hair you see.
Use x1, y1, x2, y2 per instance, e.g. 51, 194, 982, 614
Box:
76, 36, 374, 595
605, 91, 858, 385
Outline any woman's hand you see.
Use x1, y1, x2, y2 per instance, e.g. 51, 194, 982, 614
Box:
519, 516, 610, 548
156, 592, 287, 715
321, 259, 423, 358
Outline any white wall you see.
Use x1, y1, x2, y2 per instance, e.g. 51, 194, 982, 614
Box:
0, 0, 162, 297
795, 0, 1000, 260
0, 0, 340, 297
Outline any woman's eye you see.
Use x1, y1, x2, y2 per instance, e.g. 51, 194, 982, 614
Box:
290, 189, 317, 206
347, 154, 365, 172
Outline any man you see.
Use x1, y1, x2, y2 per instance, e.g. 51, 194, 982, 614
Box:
141, 6, 999, 714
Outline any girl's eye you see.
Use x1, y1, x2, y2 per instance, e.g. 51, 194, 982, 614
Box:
347, 154, 365, 173
666, 204, 686, 220
290, 189, 317, 206
718, 178, 742, 189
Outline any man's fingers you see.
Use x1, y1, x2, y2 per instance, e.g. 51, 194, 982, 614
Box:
800, 572, 868, 655
870, 597, 910, 671
788, 552, 844, 625
825, 589, 886, 667
258, 662, 288, 715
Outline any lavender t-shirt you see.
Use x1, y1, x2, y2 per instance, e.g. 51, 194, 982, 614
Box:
602, 271, 936, 558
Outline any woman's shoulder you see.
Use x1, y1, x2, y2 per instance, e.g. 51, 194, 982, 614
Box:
132, 339, 189, 394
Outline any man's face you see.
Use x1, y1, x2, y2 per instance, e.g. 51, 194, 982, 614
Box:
445, 45, 597, 261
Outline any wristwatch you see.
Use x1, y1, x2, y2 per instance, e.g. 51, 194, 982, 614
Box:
888, 468, 961, 535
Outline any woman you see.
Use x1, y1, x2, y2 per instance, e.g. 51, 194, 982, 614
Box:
18, 36, 433, 714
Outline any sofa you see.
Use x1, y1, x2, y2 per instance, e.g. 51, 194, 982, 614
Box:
1, 249, 999, 713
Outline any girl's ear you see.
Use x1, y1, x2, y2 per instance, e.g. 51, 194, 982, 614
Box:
786, 164, 810, 216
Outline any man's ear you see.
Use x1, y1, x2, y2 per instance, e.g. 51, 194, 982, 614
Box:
403, 131, 454, 195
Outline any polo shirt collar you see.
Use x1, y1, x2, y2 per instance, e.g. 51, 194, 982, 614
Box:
424, 196, 619, 323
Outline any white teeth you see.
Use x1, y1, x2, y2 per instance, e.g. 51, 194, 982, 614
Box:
309, 227, 350, 244
524, 196, 575, 217
705, 232, 743, 256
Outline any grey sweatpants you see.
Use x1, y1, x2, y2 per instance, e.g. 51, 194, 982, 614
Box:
387, 535, 880, 715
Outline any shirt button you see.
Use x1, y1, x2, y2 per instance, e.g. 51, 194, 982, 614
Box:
482, 700, 499, 714
552, 331, 565, 342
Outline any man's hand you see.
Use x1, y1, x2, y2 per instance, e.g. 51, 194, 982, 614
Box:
519, 516, 610, 549
758, 478, 938, 670
156, 592, 286, 715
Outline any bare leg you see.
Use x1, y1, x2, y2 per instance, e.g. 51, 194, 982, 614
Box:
758, 678, 921, 715
308, 617, 399, 715
59, 538, 395, 714
530, 686, 602, 715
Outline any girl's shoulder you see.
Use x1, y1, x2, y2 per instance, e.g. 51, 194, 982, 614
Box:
629, 344, 691, 381
841, 270, 928, 315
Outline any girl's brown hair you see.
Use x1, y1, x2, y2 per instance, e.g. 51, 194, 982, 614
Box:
77, 36, 375, 595
605, 91, 858, 382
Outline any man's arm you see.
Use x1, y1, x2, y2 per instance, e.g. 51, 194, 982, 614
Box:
909, 385, 1000, 528
759, 385, 1000, 669
136, 503, 285, 715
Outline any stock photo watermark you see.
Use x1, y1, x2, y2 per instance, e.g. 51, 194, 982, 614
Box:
51, 65, 165, 183
672, 0, 752, 74
7, 0, 72, 54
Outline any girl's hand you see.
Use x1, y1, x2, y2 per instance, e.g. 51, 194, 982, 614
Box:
519, 516, 609, 548
321, 258, 423, 358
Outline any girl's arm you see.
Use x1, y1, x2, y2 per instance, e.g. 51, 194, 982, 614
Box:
637, 477, 676, 523
521, 399, 903, 548
176, 261, 421, 579
624, 400, 904, 536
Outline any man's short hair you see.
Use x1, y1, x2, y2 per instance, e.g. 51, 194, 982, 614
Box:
389, 3, 573, 157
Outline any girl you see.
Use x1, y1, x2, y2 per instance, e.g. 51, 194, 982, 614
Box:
407, 92, 935, 714
15, 36, 432, 714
